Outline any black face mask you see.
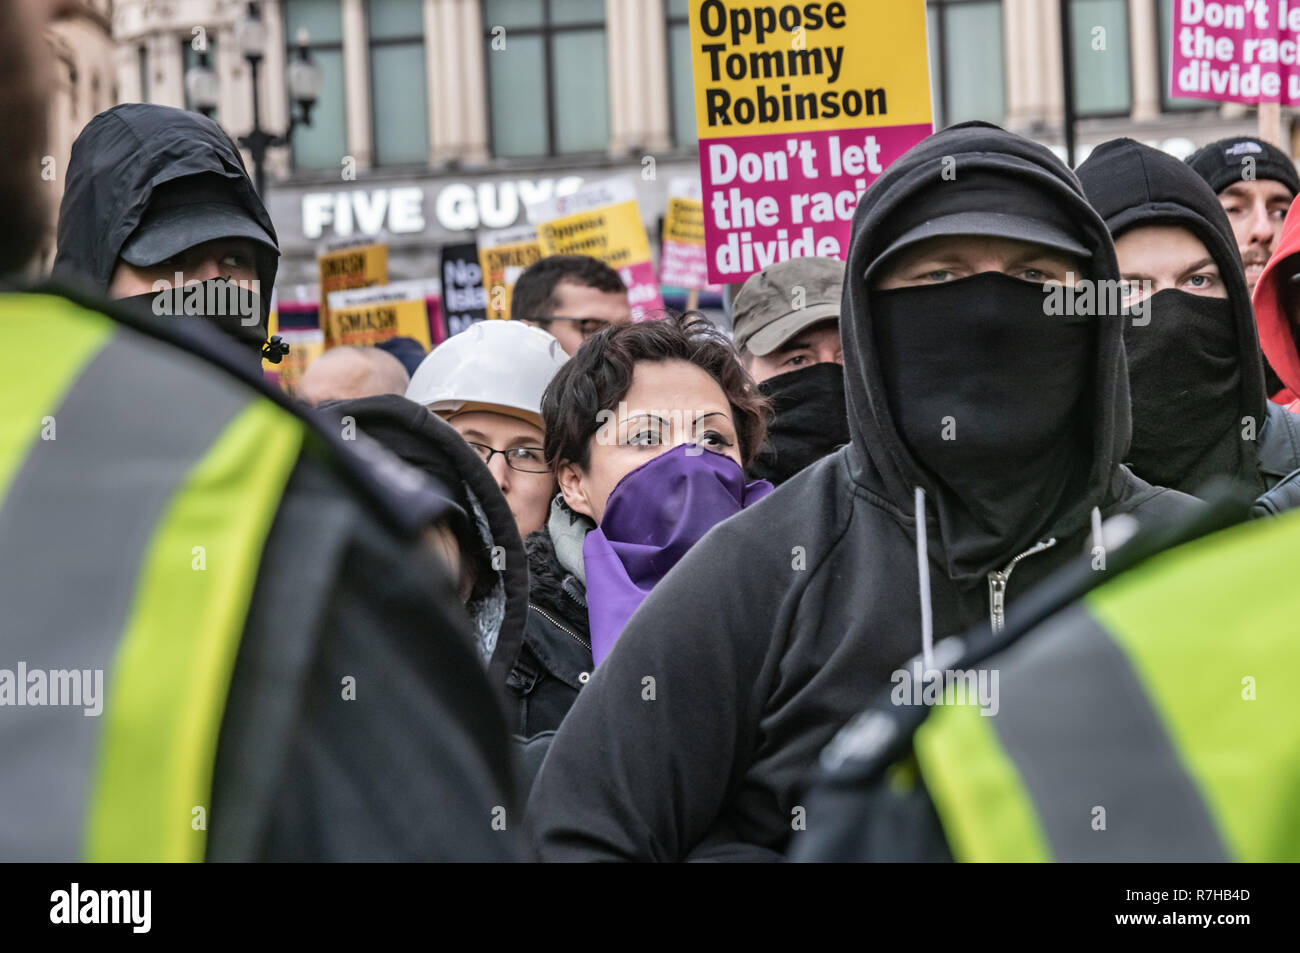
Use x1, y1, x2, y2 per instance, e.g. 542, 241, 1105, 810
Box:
873, 272, 1094, 573
116, 278, 267, 363
1123, 289, 1254, 495
749, 362, 850, 485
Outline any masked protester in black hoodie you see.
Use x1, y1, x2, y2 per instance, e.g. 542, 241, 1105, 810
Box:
1077, 139, 1300, 499
525, 122, 1202, 862
52, 104, 282, 371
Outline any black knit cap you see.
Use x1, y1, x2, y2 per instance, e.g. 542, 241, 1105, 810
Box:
1186, 137, 1300, 196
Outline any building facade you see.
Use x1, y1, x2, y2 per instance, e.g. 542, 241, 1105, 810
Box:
42, 0, 117, 267
44, 0, 1298, 298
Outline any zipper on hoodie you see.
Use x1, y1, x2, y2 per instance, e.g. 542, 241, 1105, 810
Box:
529, 603, 591, 652
987, 538, 1058, 632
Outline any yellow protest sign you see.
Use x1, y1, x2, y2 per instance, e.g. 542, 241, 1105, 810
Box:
326, 280, 435, 350
660, 177, 712, 290
478, 225, 543, 319
263, 328, 325, 396
664, 198, 706, 246
317, 240, 388, 345
688, 0, 933, 282
528, 179, 664, 318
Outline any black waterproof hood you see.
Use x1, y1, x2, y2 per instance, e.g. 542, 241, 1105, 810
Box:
1077, 137, 1268, 442
51, 104, 278, 325
318, 395, 528, 690
841, 121, 1127, 582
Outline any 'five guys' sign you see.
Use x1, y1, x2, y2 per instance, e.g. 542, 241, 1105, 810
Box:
688, 0, 933, 284
1171, 0, 1300, 103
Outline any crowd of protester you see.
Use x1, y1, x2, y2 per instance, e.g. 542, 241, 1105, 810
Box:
4, 0, 1299, 863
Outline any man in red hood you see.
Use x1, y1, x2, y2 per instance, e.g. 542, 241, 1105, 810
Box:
1252, 198, 1300, 412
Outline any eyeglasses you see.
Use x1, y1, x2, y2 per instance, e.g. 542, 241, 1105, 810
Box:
466, 442, 550, 474
532, 317, 614, 340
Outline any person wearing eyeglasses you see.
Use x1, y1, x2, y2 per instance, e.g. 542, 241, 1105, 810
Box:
511, 254, 633, 355
406, 320, 569, 537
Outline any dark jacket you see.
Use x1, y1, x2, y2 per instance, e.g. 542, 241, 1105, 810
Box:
24, 282, 519, 861
316, 394, 528, 687
1077, 138, 1300, 495
51, 103, 277, 330
509, 526, 593, 739
525, 123, 1203, 862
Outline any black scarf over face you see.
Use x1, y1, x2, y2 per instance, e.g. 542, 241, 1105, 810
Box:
748, 362, 850, 485
116, 278, 267, 370
874, 273, 1094, 570
1124, 290, 1249, 495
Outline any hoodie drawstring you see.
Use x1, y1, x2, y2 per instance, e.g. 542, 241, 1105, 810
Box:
915, 487, 934, 674
1090, 505, 1103, 555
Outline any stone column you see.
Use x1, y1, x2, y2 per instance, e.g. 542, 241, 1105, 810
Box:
341, 0, 372, 169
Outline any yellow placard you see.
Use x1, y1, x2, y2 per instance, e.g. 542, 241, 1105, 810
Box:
535, 199, 652, 269
478, 238, 542, 319
263, 327, 325, 396
689, 0, 932, 139
664, 197, 706, 246
318, 243, 388, 345
326, 298, 433, 350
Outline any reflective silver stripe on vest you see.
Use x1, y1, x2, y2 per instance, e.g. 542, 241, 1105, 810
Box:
0, 330, 253, 861
989, 602, 1229, 861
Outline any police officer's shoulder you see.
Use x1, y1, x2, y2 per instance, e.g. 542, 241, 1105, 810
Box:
33, 281, 454, 537
816, 488, 1255, 789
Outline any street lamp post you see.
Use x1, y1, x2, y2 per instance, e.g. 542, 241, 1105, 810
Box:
185, 1, 323, 197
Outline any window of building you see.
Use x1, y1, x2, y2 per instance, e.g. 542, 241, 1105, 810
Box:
1069, 0, 1131, 117
482, 0, 611, 157
182, 34, 218, 120
666, 0, 695, 148
1158, 0, 1210, 111
285, 0, 347, 170
927, 1, 1007, 129
368, 0, 430, 166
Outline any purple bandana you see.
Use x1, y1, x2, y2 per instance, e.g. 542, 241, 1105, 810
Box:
582, 443, 773, 666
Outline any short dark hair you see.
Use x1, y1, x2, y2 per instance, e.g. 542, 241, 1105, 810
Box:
541, 313, 770, 470
511, 254, 627, 322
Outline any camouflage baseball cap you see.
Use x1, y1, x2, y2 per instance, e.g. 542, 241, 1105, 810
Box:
732, 257, 845, 357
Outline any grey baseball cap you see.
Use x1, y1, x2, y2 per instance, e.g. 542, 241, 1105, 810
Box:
733, 257, 845, 357
119, 175, 278, 267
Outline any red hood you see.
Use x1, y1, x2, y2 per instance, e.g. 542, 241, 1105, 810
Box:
1253, 198, 1300, 399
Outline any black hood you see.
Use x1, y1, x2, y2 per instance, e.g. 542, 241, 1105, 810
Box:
317, 395, 527, 688
51, 104, 278, 326
841, 121, 1127, 582
1077, 138, 1268, 477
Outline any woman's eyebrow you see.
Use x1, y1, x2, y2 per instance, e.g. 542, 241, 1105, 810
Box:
619, 412, 669, 427
693, 411, 732, 425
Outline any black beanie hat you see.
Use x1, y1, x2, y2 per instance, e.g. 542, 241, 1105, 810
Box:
1186, 137, 1300, 196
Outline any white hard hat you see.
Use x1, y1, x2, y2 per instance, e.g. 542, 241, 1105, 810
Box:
405, 319, 569, 426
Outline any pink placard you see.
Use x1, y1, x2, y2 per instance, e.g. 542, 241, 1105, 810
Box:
660, 240, 710, 289
1170, 0, 1300, 104
619, 260, 666, 321
698, 123, 932, 285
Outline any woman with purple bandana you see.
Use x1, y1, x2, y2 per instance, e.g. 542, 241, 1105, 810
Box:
506, 314, 771, 752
